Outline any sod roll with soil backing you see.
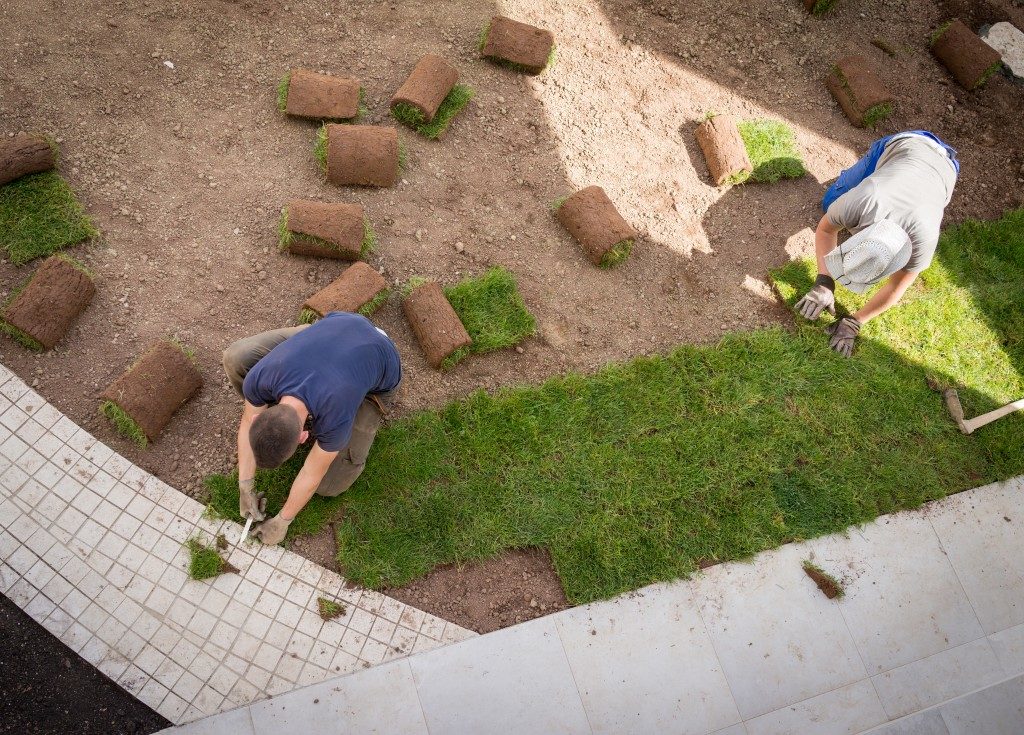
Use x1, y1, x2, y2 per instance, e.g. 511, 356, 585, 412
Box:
555, 186, 637, 267
0, 133, 56, 187
695, 115, 754, 185
932, 19, 1004, 90
826, 56, 895, 128
282, 200, 366, 259
324, 125, 399, 188
402, 281, 472, 369
304, 261, 388, 317
1, 256, 94, 350
480, 16, 556, 75
101, 341, 202, 443
284, 68, 361, 121
391, 54, 460, 123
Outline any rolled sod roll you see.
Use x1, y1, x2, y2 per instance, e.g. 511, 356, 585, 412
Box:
402, 281, 472, 369
480, 16, 555, 74
932, 19, 1003, 90
284, 68, 361, 120
0, 133, 56, 187
304, 262, 388, 317
101, 341, 203, 443
325, 125, 399, 188
390, 54, 459, 123
1, 256, 94, 350
695, 115, 753, 186
282, 200, 367, 259
826, 56, 895, 128
555, 186, 637, 268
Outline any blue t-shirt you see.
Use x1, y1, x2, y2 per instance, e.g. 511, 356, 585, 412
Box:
242, 312, 401, 452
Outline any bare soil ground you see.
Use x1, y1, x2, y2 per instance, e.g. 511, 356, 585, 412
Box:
2, 0, 1022, 617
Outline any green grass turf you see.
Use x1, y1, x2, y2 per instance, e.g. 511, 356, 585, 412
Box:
313, 125, 328, 171
391, 85, 474, 140
0, 171, 98, 265
358, 288, 390, 317
802, 559, 844, 598
100, 400, 148, 449
862, 102, 894, 129
206, 210, 1024, 604
599, 239, 634, 269
317, 597, 346, 620
440, 267, 536, 369
810, 0, 838, 15
186, 538, 226, 580
736, 120, 807, 184
277, 71, 291, 112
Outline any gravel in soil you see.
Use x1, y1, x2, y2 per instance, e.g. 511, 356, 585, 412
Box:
2, 0, 1023, 626
0, 592, 168, 735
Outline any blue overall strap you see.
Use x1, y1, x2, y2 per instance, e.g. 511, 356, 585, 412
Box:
821, 134, 897, 212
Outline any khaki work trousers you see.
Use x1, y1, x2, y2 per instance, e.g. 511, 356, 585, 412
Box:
222, 325, 387, 497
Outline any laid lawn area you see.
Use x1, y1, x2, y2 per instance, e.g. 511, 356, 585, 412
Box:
0, 171, 97, 264
208, 210, 1023, 604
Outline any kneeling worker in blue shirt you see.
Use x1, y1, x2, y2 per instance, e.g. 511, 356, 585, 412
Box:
221, 312, 402, 544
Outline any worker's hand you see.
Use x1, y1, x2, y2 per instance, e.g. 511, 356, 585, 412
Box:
253, 514, 292, 545
825, 316, 861, 358
794, 275, 837, 321
238, 479, 267, 522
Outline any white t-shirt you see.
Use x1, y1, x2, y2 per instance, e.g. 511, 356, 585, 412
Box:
826, 135, 957, 273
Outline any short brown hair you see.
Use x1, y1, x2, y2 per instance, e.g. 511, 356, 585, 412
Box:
249, 405, 301, 469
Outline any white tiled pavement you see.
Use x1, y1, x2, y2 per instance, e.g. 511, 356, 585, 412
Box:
163, 475, 1024, 735
0, 364, 473, 725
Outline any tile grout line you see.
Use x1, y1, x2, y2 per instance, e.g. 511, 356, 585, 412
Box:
551, 616, 597, 735
691, 590, 745, 731
408, 658, 435, 735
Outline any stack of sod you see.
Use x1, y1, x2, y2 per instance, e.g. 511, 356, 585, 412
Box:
695, 115, 753, 186
101, 340, 203, 448
736, 119, 807, 184
279, 200, 374, 260
0, 133, 56, 187
0, 138, 97, 265
554, 186, 636, 268
826, 56, 895, 129
931, 19, 1003, 90
186, 537, 238, 581
479, 16, 556, 75
278, 68, 362, 121
301, 261, 389, 323
803, 0, 839, 16
315, 124, 400, 187
1, 255, 95, 351
390, 54, 474, 140
402, 280, 472, 369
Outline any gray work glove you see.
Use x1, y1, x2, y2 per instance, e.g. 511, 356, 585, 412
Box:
794, 274, 837, 321
253, 514, 292, 545
239, 479, 267, 522
825, 316, 861, 358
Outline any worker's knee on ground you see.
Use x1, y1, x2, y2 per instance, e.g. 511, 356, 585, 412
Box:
314, 460, 365, 497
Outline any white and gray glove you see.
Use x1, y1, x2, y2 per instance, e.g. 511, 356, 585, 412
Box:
794, 274, 837, 321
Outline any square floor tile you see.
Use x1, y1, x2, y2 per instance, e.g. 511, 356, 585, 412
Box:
745, 679, 886, 735
692, 544, 866, 719
939, 675, 1024, 735
556, 581, 739, 735
989, 623, 1024, 676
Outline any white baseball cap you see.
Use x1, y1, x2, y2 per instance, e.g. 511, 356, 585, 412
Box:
824, 220, 912, 294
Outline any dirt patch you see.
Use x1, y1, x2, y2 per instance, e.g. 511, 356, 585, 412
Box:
304, 262, 387, 316
391, 54, 460, 122
938, 0, 1024, 29
555, 185, 636, 265
0, 132, 55, 186
695, 115, 752, 184
386, 548, 570, 633
101, 341, 203, 442
932, 19, 1004, 90
325, 124, 398, 187
402, 281, 472, 368
827, 55, 894, 128
2, 256, 95, 350
0, 592, 169, 735
481, 16, 555, 74
285, 68, 361, 121
289, 523, 341, 573
284, 200, 365, 259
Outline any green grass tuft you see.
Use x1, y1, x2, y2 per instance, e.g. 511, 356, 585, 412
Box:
54, 252, 95, 278
391, 85, 474, 140
550, 194, 571, 212
862, 102, 894, 129
439, 266, 536, 367
810, 0, 838, 15
600, 239, 634, 269
299, 308, 320, 325
317, 597, 346, 620
361, 218, 376, 258
0, 171, 98, 265
278, 207, 292, 250
976, 61, 1004, 89
358, 288, 390, 317
930, 20, 954, 47
313, 125, 328, 171
802, 559, 845, 598
401, 275, 429, 298
205, 211, 1024, 605
478, 21, 492, 52
398, 142, 410, 171
101, 400, 148, 448
736, 119, 807, 184
187, 537, 230, 581
277, 71, 291, 112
